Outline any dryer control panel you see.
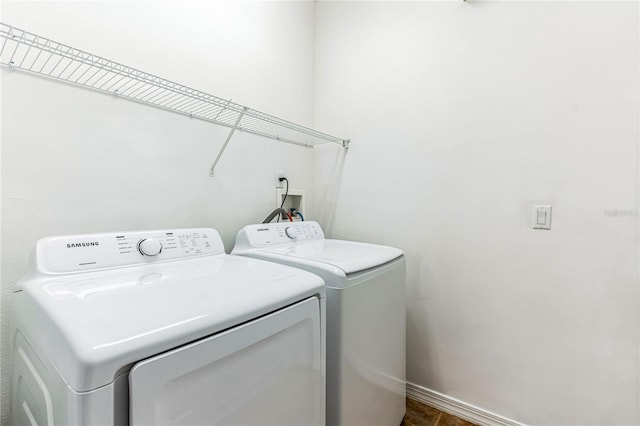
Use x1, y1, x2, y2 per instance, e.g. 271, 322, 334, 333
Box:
35, 228, 224, 274
234, 221, 325, 249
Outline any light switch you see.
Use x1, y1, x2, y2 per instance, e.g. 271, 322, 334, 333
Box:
536, 210, 547, 225
533, 205, 552, 230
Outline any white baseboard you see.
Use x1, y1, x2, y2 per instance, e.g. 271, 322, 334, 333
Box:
406, 382, 525, 426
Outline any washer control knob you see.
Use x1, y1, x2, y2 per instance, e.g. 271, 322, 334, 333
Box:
138, 238, 163, 256
284, 227, 297, 239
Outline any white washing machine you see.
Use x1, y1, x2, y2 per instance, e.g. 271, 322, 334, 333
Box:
9, 227, 326, 426
232, 221, 406, 426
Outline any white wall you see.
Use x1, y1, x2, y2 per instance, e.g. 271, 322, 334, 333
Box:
314, 1, 639, 425
3, 2, 639, 425
0, 1, 316, 423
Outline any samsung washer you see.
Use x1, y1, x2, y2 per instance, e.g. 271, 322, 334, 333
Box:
233, 221, 406, 426
9, 227, 325, 425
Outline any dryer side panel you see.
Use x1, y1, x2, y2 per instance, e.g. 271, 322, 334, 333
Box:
129, 296, 324, 426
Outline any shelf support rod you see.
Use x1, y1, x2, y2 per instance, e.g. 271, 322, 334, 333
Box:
209, 107, 246, 177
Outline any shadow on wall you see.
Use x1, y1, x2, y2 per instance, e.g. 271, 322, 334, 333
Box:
317, 146, 348, 236
406, 257, 445, 393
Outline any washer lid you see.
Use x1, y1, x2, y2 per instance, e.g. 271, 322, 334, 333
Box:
260, 239, 403, 275
13, 254, 324, 393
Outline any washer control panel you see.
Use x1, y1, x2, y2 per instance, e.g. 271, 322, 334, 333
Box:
237, 221, 324, 248
36, 228, 224, 274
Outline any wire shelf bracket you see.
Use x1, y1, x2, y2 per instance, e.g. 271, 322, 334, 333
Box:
209, 108, 246, 177
0, 23, 350, 176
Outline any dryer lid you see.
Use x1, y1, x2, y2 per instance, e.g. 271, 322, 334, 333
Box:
259, 239, 403, 275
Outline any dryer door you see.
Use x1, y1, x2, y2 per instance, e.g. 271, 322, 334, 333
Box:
129, 296, 324, 426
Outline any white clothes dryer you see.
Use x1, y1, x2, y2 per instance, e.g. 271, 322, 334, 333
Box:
233, 221, 406, 426
9, 227, 325, 426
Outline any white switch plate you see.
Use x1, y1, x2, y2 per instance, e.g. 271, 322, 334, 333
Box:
533, 205, 552, 230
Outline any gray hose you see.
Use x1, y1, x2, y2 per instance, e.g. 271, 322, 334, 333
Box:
262, 208, 287, 223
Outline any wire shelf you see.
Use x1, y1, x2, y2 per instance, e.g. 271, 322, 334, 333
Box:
0, 23, 350, 159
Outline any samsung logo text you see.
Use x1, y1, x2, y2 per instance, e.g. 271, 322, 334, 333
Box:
67, 242, 100, 248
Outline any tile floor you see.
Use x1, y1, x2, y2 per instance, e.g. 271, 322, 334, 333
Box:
401, 398, 478, 426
